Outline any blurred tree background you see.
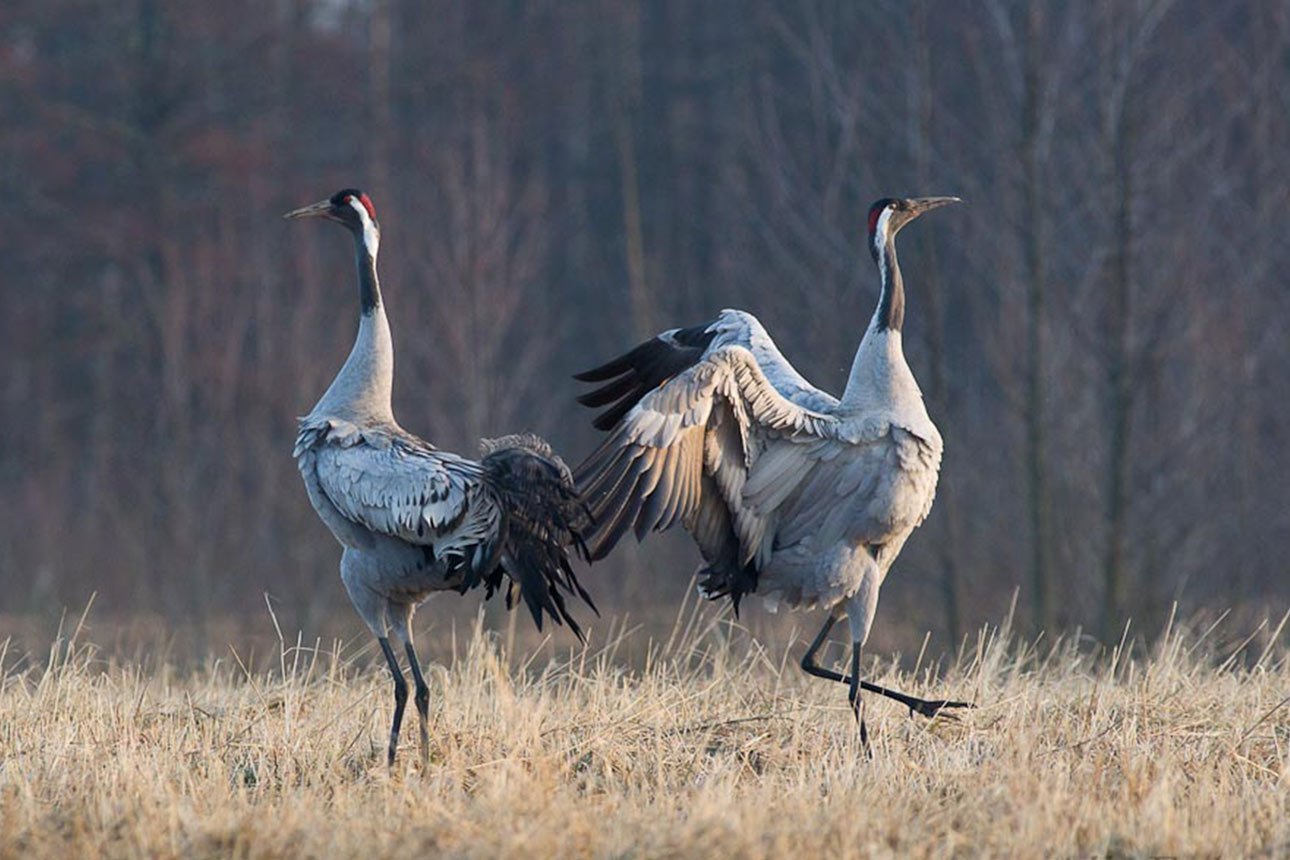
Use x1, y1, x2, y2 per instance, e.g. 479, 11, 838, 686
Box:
1, 0, 1287, 650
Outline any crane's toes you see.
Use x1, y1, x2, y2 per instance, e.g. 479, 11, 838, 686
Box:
908, 698, 975, 721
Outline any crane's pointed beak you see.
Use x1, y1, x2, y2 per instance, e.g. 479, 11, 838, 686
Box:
910, 196, 962, 214
283, 199, 334, 221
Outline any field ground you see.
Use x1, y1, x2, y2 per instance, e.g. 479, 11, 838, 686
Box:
1, 598, 1287, 859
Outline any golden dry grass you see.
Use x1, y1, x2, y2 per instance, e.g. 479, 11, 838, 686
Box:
1, 600, 1287, 860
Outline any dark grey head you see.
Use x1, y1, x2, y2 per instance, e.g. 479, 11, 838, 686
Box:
866, 196, 960, 261
284, 188, 380, 241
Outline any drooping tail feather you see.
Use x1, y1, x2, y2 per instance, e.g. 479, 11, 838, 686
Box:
479, 434, 597, 641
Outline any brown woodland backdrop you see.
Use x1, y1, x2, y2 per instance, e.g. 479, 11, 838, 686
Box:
2, 0, 1287, 648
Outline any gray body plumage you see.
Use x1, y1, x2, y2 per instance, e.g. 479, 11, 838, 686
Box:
293, 300, 591, 641
286, 188, 592, 766
295, 415, 495, 634
574, 197, 970, 747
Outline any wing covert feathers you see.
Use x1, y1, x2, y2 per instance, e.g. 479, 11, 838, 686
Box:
296, 421, 595, 639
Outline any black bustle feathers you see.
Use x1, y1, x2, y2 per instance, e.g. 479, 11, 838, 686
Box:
479, 435, 596, 641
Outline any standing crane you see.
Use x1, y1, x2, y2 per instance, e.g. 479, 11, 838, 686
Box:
574, 196, 969, 749
285, 189, 594, 767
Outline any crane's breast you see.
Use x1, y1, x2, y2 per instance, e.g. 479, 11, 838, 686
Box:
758, 423, 941, 555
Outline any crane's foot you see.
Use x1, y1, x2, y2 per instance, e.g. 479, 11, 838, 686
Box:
800, 618, 975, 728
855, 676, 974, 722
904, 696, 974, 721
855, 679, 974, 722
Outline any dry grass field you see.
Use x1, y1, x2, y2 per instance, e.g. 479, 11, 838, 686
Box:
1, 598, 1287, 860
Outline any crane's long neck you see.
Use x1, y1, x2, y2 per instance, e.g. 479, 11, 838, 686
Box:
356, 226, 382, 315
840, 223, 920, 412
872, 230, 904, 334
308, 226, 395, 424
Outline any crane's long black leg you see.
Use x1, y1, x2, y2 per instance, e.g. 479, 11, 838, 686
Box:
404, 639, 430, 767
800, 615, 839, 680
849, 642, 872, 757
800, 616, 973, 719
378, 637, 408, 767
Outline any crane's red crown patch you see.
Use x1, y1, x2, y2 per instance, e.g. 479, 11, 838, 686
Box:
330, 188, 376, 221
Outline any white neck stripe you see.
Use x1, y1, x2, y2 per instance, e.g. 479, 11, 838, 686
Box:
873, 206, 892, 283
349, 197, 380, 255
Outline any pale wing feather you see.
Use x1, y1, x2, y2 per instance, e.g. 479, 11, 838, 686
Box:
740, 442, 809, 512
711, 310, 840, 413
580, 343, 838, 560
685, 400, 749, 563
628, 346, 835, 554
686, 476, 736, 564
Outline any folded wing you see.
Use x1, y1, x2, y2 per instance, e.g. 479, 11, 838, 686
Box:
298, 419, 594, 635
306, 420, 496, 559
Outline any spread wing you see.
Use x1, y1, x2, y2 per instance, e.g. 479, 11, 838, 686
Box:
573, 316, 840, 567
708, 309, 840, 413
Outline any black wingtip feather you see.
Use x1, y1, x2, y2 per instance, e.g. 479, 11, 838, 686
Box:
577, 373, 641, 409
573, 327, 711, 384
575, 325, 718, 434
572, 362, 626, 383
572, 343, 650, 382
